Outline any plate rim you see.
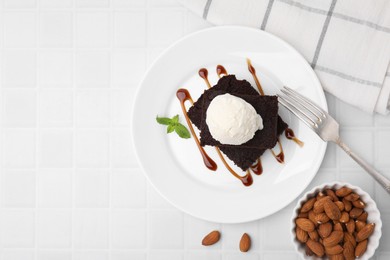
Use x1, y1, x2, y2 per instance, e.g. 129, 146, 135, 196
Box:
132, 25, 328, 223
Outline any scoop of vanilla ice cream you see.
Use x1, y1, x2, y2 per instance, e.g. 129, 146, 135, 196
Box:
206, 93, 263, 145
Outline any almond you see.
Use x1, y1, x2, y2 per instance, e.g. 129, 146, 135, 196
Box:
355, 220, 366, 232
344, 232, 356, 247
352, 199, 365, 209
318, 222, 332, 238
323, 230, 344, 247
202, 230, 220, 246
349, 207, 363, 219
309, 230, 319, 241
296, 227, 308, 243
313, 196, 332, 214
355, 239, 368, 257
316, 191, 327, 200
296, 218, 315, 232
357, 211, 368, 222
298, 212, 308, 218
301, 197, 316, 213
326, 189, 339, 201
305, 245, 314, 256
315, 212, 330, 224
343, 198, 352, 212
335, 187, 352, 197
325, 244, 343, 255
324, 200, 341, 220
356, 223, 375, 242
345, 219, 355, 234
306, 238, 325, 257
239, 233, 251, 252
334, 222, 344, 232
308, 211, 318, 226
343, 241, 355, 260
344, 192, 359, 201
339, 212, 350, 223
335, 201, 345, 211
330, 253, 345, 260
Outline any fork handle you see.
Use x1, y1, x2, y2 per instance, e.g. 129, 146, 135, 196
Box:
336, 138, 390, 194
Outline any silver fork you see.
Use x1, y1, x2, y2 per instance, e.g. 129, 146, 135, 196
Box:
278, 86, 390, 194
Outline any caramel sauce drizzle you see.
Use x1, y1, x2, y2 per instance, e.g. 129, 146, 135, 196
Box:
215, 148, 253, 186
247, 58, 265, 96
216, 65, 228, 78
176, 89, 217, 171
198, 68, 212, 89
271, 138, 284, 164
250, 158, 263, 175
285, 128, 304, 147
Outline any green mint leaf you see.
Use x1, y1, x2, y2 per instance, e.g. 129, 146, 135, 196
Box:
172, 115, 179, 124
174, 124, 191, 139
156, 116, 172, 125
167, 124, 175, 133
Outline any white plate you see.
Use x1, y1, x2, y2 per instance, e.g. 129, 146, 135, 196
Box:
132, 26, 328, 223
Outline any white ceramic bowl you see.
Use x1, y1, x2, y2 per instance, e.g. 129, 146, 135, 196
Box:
291, 182, 382, 260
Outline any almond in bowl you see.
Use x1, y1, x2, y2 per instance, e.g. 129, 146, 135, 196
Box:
291, 182, 382, 260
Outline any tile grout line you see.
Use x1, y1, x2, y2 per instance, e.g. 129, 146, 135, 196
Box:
71, 0, 76, 258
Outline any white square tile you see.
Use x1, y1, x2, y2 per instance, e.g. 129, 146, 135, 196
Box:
308, 169, 337, 188
185, 252, 221, 260
111, 210, 146, 249
3, 129, 36, 168
76, 90, 110, 127
223, 253, 260, 260
148, 10, 185, 46
111, 129, 138, 168
378, 253, 390, 260
73, 209, 109, 249
40, 0, 72, 8
222, 222, 259, 250
3, 89, 36, 127
0, 210, 35, 248
76, 12, 109, 47
75, 130, 109, 168
75, 170, 109, 208
263, 209, 295, 251
186, 217, 220, 249
4, 12, 36, 47
0, 250, 35, 260
3, 51, 36, 88
149, 252, 183, 260
39, 90, 73, 127
39, 51, 73, 88
149, 0, 180, 7
1, 170, 35, 207
40, 12, 73, 47
37, 210, 72, 248
186, 11, 212, 34
38, 251, 72, 260
338, 101, 374, 127
39, 130, 73, 168
114, 12, 146, 47
150, 211, 184, 249
378, 213, 390, 252
112, 89, 135, 127
73, 251, 108, 260
76, 52, 110, 88
148, 184, 175, 209
374, 113, 390, 126
111, 251, 146, 260
4, 0, 36, 8
375, 130, 390, 167
339, 169, 375, 197
113, 0, 145, 7
146, 48, 164, 66
37, 169, 72, 208
320, 142, 337, 168
112, 50, 146, 88
263, 253, 298, 260
77, 0, 109, 8
375, 182, 390, 213
339, 129, 373, 168
112, 169, 146, 208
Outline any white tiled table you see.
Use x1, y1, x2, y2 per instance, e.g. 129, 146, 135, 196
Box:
0, 0, 389, 259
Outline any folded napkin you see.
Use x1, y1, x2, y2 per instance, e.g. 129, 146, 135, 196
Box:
179, 0, 390, 114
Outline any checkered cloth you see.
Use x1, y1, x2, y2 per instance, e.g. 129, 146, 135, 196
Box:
179, 0, 390, 114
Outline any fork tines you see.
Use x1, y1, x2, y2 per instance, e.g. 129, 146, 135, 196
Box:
277, 86, 327, 130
